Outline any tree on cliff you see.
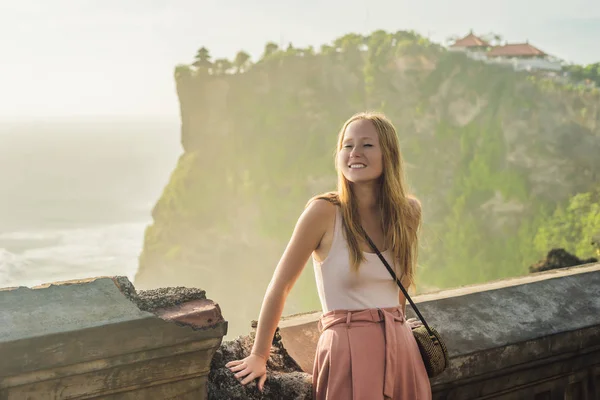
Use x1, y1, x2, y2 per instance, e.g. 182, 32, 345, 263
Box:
261, 42, 279, 60
564, 62, 600, 87
333, 33, 366, 51
284, 43, 315, 58
213, 58, 233, 75
193, 47, 212, 70
285, 42, 299, 57
534, 186, 600, 259
233, 51, 251, 73
330, 33, 366, 67
320, 44, 335, 55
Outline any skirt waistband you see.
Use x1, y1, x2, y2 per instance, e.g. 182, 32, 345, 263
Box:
319, 306, 405, 332
318, 306, 406, 398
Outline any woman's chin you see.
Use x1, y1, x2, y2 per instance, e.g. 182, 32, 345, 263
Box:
344, 174, 380, 184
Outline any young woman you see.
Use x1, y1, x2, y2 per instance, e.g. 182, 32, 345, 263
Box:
226, 112, 432, 399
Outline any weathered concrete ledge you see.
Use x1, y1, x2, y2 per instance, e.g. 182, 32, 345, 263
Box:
0, 276, 227, 399
276, 262, 600, 399
2, 264, 598, 399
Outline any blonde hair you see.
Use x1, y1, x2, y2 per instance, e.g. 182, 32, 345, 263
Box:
308, 112, 422, 288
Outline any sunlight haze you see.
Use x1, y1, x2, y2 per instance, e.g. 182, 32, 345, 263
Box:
1, 0, 598, 119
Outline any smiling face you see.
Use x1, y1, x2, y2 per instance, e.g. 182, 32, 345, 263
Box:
337, 118, 383, 184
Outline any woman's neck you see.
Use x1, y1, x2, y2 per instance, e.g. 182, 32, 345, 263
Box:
352, 183, 379, 215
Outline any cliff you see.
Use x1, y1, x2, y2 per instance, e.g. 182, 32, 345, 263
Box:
134, 30, 600, 337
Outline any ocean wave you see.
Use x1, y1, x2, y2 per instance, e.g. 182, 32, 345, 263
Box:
0, 222, 148, 288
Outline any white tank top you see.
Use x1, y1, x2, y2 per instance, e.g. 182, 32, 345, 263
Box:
312, 207, 400, 313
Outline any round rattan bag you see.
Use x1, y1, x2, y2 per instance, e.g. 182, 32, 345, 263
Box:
411, 325, 449, 378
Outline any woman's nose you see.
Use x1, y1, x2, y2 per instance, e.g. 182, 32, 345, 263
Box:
350, 147, 363, 158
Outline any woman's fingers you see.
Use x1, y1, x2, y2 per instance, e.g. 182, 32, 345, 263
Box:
225, 357, 267, 388
406, 317, 423, 328
225, 359, 244, 368
234, 368, 250, 380
258, 374, 267, 392
240, 372, 257, 385
228, 363, 247, 372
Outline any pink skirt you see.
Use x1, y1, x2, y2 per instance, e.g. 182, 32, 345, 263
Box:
312, 306, 432, 400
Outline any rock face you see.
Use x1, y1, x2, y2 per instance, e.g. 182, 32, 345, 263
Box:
529, 248, 598, 273
134, 30, 600, 338
208, 329, 312, 399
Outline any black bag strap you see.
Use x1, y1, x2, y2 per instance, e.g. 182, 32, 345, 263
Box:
363, 233, 436, 338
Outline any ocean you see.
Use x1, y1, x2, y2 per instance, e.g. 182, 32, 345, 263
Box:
0, 117, 182, 288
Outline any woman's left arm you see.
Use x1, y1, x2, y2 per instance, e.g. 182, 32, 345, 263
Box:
400, 278, 423, 329
398, 276, 411, 315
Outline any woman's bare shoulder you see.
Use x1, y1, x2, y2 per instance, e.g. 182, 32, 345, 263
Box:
304, 197, 338, 222
304, 198, 338, 258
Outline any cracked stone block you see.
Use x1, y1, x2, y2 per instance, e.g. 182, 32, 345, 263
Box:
0, 276, 227, 400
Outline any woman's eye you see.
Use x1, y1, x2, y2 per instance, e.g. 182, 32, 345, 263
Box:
364, 144, 373, 147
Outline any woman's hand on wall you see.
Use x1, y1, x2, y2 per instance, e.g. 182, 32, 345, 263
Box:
407, 317, 423, 330
226, 354, 268, 392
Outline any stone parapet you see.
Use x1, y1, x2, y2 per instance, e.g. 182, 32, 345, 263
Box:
277, 263, 600, 399
0, 276, 227, 400
2, 264, 599, 399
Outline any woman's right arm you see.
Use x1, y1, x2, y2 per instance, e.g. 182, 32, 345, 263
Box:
225, 199, 334, 391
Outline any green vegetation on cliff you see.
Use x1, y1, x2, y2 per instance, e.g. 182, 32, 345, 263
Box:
564, 62, 600, 88
136, 30, 600, 335
534, 187, 600, 259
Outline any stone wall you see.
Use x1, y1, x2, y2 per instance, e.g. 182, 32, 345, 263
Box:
274, 262, 600, 399
0, 277, 227, 399
1, 263, 599, 399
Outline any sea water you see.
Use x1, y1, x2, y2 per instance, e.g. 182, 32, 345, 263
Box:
0, 117, 181, 288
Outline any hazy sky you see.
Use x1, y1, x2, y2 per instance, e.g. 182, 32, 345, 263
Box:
1, 0, 599, 119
